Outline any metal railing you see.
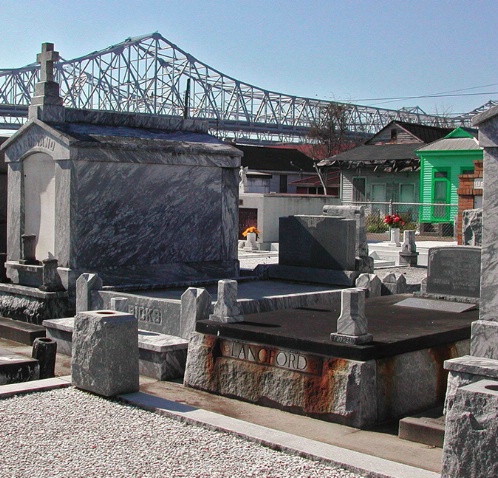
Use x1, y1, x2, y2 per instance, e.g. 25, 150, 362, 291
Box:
346, 201, 458, 241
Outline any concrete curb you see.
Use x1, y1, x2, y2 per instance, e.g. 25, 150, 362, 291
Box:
119, 391, 440, 478
0, 375, 71, 399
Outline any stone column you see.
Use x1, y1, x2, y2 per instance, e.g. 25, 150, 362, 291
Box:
209, 280, 244, 323
75, 273, 102, 313
330, 289, 372, 344
399, 230, 419, 267
442, 106, 498, 477
180, 287, 212, 339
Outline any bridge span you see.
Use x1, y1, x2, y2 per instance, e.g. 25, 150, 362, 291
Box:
0, 32, 469, 142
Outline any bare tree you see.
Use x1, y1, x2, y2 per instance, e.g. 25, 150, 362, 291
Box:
306, 103, 361, 194
307, 103, 351, 159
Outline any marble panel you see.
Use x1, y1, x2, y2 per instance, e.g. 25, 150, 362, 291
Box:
471, 320, 498, 359
71, 161, 227, 270
479, 148, 498, 321
322, 204, 368, 258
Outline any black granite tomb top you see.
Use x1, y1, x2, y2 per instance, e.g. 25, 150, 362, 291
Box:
196, 294, 477, 361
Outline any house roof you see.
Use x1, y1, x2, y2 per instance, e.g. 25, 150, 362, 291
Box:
318, 143, 421, 172
365, 120, 453, 145
234, 144, 315, 173
417, 127, 481, 152
318, 121, 453, 171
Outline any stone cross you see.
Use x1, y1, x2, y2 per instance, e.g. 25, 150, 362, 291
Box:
37, 43, 59, 82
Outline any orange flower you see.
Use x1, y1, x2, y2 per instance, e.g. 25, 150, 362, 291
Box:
242, 226, 261, 237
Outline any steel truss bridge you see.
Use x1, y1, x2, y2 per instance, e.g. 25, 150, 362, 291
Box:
0, 32, 472, 142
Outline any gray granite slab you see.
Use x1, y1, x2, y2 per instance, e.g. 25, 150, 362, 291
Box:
395, 297, 477, 313
279, 215, 356, 271
426, 246, 481, 299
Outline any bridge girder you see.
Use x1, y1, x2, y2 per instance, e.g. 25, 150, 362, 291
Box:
0, 32, 467, 140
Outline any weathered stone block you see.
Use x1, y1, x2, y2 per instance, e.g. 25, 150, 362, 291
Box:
381, 272, 407, 295
355, 273, 381, 298
184, 332, 377, 428
71, 310, 139, 397
442, 380, 498, 478
180, 287, 212, 339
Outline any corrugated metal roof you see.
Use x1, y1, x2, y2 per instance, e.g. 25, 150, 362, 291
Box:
417, 137, 481, 152
318, 143, 419, 166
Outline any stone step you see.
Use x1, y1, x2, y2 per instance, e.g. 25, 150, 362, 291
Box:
0, 316, 46, 345
398, 407, 445, 448
43, 317, 188, 381
0, 348, 39, 385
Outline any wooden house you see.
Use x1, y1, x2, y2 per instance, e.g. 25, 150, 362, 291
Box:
416, 127, 483, 224
318, 121, 452, 209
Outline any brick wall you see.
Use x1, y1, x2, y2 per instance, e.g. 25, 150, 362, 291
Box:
457, 161, 483, 244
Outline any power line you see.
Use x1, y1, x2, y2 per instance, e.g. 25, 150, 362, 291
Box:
350, 90, 498, 104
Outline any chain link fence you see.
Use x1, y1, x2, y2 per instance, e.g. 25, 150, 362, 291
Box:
346, 201, 458, 242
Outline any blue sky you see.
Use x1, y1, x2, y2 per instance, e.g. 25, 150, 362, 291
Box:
1, 0, 497, 116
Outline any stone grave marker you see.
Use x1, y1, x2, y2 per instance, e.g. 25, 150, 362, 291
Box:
426, 246, 481, 299
279, 215, 356, 271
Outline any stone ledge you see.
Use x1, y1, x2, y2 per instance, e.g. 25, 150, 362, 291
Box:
267, 265, 359, 286
0, 316, 46, 345
0, 282, 68, 299
444, 355, 498, 378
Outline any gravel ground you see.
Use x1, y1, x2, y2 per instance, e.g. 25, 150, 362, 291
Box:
0, 388, 365, 478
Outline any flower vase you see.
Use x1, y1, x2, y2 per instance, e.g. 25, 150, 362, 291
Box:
244, 232, 258, 251
390, 227, 401, 247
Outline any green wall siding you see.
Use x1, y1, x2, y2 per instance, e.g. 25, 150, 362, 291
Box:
419, 152, 482, 222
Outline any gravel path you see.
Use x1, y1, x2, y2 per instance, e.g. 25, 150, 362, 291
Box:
0, 388, 365, 478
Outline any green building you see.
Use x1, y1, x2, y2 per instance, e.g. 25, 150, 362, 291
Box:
416, 127, 483, 224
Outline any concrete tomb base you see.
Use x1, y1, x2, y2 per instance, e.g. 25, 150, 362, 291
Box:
0, 283, 71, 325
184, 295, 474, 428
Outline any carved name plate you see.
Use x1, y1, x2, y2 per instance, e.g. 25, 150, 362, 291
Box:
128, 304, 162, 324
220, 339, 322, 375
427, 247, 481, 298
